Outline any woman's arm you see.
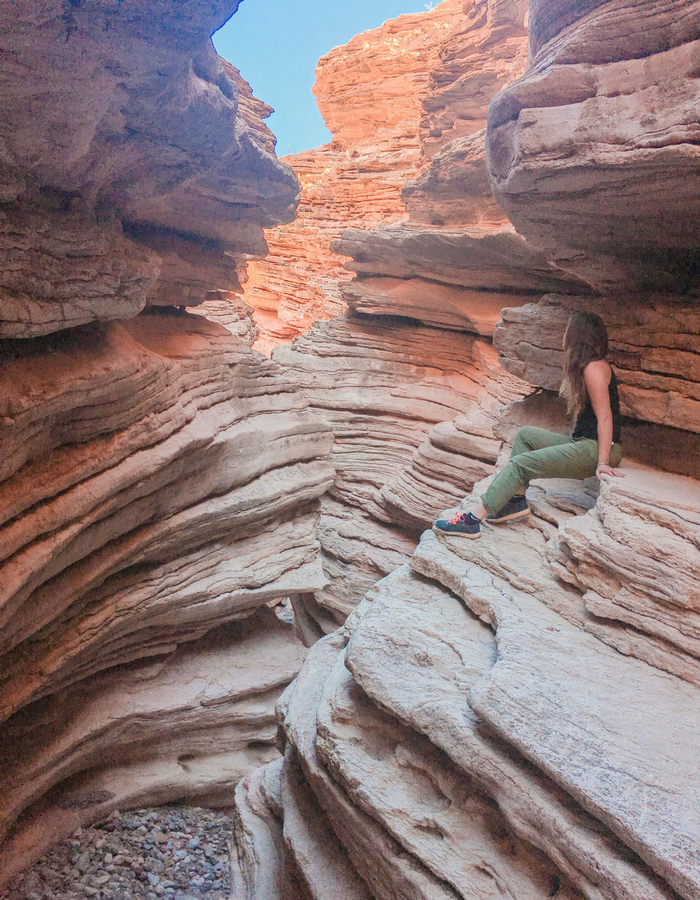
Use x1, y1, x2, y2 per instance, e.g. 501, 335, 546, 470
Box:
583, 360, 625, 479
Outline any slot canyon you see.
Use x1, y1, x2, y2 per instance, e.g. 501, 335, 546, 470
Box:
1, 1, 699, 899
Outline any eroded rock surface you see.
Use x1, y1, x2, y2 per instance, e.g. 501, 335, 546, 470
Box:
0, 312, 333, 881
232, 459, 700, 900
0, 0, 297, 338
486, 0, 700, 294
240, 0, 538, 352
0, 0, 318, 883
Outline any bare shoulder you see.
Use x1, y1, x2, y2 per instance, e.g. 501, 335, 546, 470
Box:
583, 358, 611, 386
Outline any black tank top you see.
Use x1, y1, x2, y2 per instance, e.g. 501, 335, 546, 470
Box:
572, 368, 621, 443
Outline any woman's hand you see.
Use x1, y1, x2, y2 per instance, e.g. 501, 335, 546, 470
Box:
596, 463, 625, 479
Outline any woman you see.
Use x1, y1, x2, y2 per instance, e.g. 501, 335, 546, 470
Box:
435, 311, 625, 540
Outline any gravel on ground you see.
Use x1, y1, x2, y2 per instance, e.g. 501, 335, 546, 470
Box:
1, 806, 232, 900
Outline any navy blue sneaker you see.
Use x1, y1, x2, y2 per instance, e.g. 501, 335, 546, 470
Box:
434, 511, 481, 539
486, 495, 529, 523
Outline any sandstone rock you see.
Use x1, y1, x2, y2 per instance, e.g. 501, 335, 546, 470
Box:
230, 761, 300, 900
0, 311, 333, 879
487, 0, 700, 292
274, 317, 529, 526
0, 315, 333, 684
0, 0, 298, 338
240, 0, 535, 352
405, 494, 700, 900
0, 610, 304, 849
187, 292, 260, 346
341, 275, 532, 336
280, 751, 372, 900
402, 130, 509, 228
346, 563, 677, 900
0, 206, 160, 338
240, 1, 470, 351
335, 223, 586, 295
280, 631, 463, 900
312, 497, 417, 626
316, 648, 585, 900
551, 464, 700, 684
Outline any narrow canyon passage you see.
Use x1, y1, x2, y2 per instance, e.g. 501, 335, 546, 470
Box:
1, 2, 699, 900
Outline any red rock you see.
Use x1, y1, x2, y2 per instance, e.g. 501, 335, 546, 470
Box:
241, 0, 473, 352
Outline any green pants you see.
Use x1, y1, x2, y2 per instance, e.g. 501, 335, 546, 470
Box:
481, 426, 623, 516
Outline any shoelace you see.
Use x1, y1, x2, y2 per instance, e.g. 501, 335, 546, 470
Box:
447, 511, 468, 525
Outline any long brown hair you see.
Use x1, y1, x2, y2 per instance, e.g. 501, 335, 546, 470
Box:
559, 312, 609, 417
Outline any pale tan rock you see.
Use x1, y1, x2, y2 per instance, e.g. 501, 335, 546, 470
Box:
402, 131, 510, 228
487, 0, 700, 292
342, 276, 532, 335
466, 586, 700, 900
347, 564, 677, 900
0, 611, 312, 883
0, 513, 325, 719
551, 465, 700, 682
281, 631, 465, 900
314, 497, 417, 623
274, 317, 528, 525
316, 649, 585, 900
187, 292, 260, 346
230, 763, 296, 900
406, 511, 700, 899
280, 752, 372, 900
335, 223, 586, 294
0, 610, 304, 846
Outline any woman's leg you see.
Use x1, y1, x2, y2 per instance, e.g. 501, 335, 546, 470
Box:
510, 426, 571, 459
480, 434, 598, 516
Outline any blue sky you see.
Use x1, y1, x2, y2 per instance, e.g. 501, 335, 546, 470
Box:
213, 0, 436, 157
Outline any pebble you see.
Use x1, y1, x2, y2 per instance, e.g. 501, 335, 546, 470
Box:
2, 806, 232, 900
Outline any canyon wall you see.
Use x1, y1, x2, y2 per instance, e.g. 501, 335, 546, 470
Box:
240, 0, 471, 353
231, 2, 700, 899
269, 0, 591, 630
0, 0, 332, 882
3, 0, 700, 895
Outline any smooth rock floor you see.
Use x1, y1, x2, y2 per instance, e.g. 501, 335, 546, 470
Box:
1, 807, 231, 900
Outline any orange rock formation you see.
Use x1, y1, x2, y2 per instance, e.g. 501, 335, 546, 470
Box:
242, 0, 469, 354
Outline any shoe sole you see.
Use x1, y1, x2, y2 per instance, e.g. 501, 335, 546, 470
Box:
487, 508, 530, 524
433, 526, 480, 540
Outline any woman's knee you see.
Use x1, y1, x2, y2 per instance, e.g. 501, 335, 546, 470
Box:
512, 426, 538, 455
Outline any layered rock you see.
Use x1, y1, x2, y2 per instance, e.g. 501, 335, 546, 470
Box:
494, 295, 700, 437
273, 315, 530, 623
241, 0, 483, 353
264, 0, 583, 632
486, 0, 700, 294
232, 461, 700, 900
0, 0, 298, 338
229, 3, 700, 899
0, 0, 325, 883
0, 311, 334, 880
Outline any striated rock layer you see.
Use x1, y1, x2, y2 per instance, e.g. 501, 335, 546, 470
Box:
0, 311, 334, 880
232, 462, 700, 900
273, 315, 530, 624
265, 0, 580, 633
0, 0, 298, 338
0, 0, 318, 883
241, 0, 510, 353
230, 2, 700, 899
